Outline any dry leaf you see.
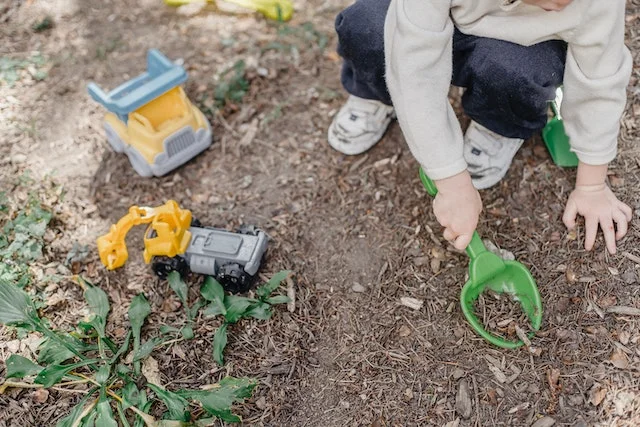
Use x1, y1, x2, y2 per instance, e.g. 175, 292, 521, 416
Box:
286, 277, 296, 313
547, 368, 561, 391
430, 258, 441, 273
455, 379, 473, 419
589, 385, 607, 406
488, 365, 507, 383
606, 306, 640, 316
531, 416, 556, 427
398, 325, 412, 337
32, 388, 49, 403
400, 297, 423, 310
609, 348, 629, 369
618, 330, 630, 345
565, 269, 577, 283
598, 295, 617, 308
142, 356, 162, 386
515, 325, 531, 347
239, 119, 259, 147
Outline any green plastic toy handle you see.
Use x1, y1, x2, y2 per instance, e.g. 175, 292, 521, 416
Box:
419, 167, 543, 349
418, 168, 487, 260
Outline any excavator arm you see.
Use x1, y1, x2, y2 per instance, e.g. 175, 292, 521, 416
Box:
97, 200, 192, 270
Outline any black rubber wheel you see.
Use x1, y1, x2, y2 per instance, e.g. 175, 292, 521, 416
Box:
190, 217, 203, 228
216, 262, 255, 294
151, 256, 188, 279
236, 224, 260, 236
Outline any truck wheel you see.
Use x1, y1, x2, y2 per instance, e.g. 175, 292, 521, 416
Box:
217, 263, 254, 294
236, 224, 260, 236
126, 148, 153, 177
190, 217, 203, 228
151, 256, 188, 279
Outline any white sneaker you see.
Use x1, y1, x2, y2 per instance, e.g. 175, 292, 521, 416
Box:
463, 121, 524, 190
328, 95, 395, 155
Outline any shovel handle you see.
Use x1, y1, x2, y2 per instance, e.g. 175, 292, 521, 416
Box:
419, 168, 487, 259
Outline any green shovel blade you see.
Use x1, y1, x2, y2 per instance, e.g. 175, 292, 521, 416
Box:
419, 168, 543, 348
541, 87, 579, 168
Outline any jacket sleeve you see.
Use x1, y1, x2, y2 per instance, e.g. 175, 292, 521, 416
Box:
561, 0, 632, 165
384, 0, 465, 180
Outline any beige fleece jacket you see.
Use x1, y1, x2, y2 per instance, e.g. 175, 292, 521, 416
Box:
384, 0, 632, 180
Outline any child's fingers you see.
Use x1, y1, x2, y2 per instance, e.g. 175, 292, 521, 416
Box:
562, 201, 578, 230
618, 201, 633, 222
443, 227, 456, 242
601, 217, 617, 254
584, 217, 598, 251
453, 233, 472, 251
613, 210, 629, 240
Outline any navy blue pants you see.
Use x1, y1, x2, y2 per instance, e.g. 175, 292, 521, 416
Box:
335, 0, 567, 139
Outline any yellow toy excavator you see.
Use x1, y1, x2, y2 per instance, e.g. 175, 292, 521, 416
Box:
96, 200, 270, 293
97, 200, 193, 271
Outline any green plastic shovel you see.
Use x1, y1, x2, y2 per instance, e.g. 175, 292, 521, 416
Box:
542, 86, 579, 168
419, 168, 543, 348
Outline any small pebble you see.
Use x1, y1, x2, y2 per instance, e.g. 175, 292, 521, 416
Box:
531, 416, 556, 427
351, 283, 366, 293
452, 368, 465, 379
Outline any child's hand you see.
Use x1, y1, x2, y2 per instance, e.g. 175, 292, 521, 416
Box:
562, 184, 633, 254
433, 171, 482, 250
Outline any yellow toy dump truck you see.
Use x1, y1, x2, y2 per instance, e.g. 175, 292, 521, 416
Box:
88, 50, 211, 177
97, 200, 269, 293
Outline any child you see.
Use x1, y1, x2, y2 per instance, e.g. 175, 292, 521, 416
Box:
328, 0, 633, 254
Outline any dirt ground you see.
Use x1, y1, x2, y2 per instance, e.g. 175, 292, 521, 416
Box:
1, 0, 640, 426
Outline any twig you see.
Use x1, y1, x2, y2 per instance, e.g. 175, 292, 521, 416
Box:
622, 251, 640, 264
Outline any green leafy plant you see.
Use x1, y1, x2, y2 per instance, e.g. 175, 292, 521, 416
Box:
200, 271, 291, 365
0, 278, 257, 425
0, 188, 53, 288
263, 22, 328, 54
0, 53, 48, 86
214, 60, 249, 108
167, 272, 206, 340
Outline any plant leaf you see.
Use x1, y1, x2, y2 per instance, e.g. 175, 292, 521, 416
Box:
35, 359, 99, 388
212, 323, 228, 366
200, 277, 224, 302
148, 383, 190, 421
255, 270, 291, 300
223, 295, 254, 323
95, 399, 118, 427
128, 295, 151, 345
95, 364, 110, 385
266, 295, 291, 305
186, 299, 206, 321
167, 271, 188, 306
81, 409, 97, 427
201, 278, 226, 316
203, 303, 225, 318
5, 354, 44, 378
133, 394, 153, 427
121, 382, 140, 410
133, 337, 163, 362
0, 278, 40, 328
109, 330, 131, 366
55, 389, 98, 427
38, 333, 88, 365
181, 326, 194, 340
179, 377, 257, 422
244, 303, 272, 320
83, 281, 110, 337
116, 402, 131, 427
